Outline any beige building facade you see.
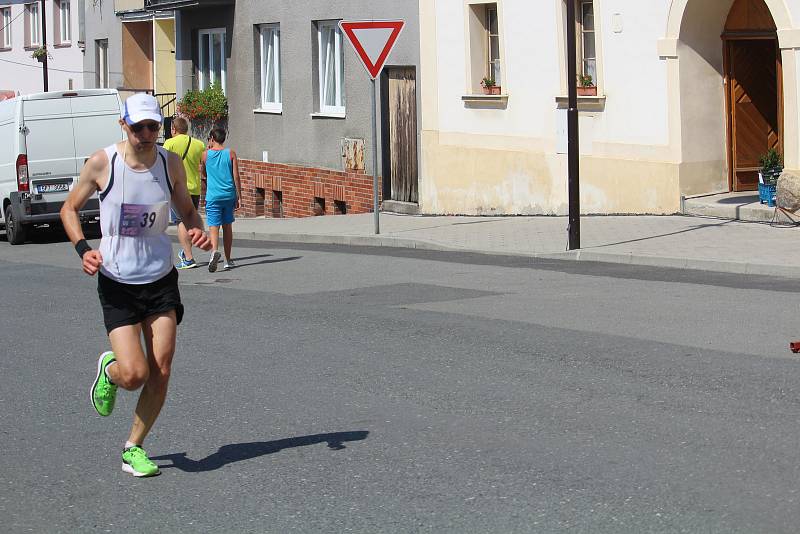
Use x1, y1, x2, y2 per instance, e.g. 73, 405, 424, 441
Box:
420, 0, 800, 215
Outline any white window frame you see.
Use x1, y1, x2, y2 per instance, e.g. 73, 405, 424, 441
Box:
259, 23, 281, 112
198, 28, 226, 93
28, 2, 40, 47
59, 0, 71, 44
1, 8, 12, 49
316, 20, 345, 115
486, 4, 501, 86
578, 0, 596, 83
96, 39, 108, 88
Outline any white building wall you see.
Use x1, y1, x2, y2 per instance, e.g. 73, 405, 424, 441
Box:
0, 1, 84, 96
433, 0, 672, 152
594, 0, 670, 147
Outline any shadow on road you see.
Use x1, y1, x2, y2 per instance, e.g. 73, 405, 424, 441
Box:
151, 430, 369, 472
206, 255, 303, 270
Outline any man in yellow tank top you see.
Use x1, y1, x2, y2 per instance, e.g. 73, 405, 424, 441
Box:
164, 117, 206, 269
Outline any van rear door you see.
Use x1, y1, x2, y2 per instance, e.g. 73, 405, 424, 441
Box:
22, 97, 76, 201
71, 93, 123, 165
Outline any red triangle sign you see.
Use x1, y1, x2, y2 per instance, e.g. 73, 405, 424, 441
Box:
339, 20, 405, 79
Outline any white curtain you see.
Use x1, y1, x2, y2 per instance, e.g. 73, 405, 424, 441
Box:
322, 26, 336, 107
262, 27, 280, 105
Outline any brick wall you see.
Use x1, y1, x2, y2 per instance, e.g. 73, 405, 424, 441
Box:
237, 159, 381, 218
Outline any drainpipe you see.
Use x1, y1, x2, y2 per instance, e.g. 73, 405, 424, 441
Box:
41, 0, 48, 92
566, 0, 580, 249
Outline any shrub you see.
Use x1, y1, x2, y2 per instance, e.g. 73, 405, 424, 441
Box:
176, 83, 228, 121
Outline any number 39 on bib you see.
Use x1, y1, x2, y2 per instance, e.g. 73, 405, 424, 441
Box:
119, 202, 169, 237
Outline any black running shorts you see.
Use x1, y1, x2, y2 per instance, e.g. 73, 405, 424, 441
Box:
97, 268, 184, 334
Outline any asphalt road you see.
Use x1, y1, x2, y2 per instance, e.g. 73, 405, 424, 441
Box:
3, 227, 800, 533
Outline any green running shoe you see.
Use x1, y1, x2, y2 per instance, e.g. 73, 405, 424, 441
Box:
91, 351, 117, 417
122, 446, 160, 477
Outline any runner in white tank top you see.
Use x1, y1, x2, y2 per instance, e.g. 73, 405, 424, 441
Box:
98, 143, 175, 284
60, 93, 211, 477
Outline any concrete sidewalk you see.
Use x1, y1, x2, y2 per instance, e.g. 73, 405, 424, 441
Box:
184, 212, 800, 277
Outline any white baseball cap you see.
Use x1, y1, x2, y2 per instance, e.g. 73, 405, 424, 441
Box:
122, 93, 163, 125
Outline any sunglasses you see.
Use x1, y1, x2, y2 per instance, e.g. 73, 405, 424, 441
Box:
130, 122, 161, 133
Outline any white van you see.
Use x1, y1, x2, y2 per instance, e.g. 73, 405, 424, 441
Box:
0, 89, 124, 245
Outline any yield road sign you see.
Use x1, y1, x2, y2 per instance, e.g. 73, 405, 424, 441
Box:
339, 20, 405, 80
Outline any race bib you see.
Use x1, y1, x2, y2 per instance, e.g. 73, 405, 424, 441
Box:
118, 201, 169, 237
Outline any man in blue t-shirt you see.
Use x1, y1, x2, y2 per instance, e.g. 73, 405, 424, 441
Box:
200, 128, 242, 273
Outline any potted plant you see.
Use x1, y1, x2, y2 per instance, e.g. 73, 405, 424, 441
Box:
31, 46, 50, 63
481, 76, 501, 95
577, 74, 597, 96
758, 148, 783, 206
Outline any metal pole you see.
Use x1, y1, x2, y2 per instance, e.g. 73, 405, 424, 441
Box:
371, 77, 380, 234
566, 0, 580, 250
41, 0, 48, 92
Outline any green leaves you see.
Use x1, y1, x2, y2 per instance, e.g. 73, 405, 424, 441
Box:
759, 148, 782, 173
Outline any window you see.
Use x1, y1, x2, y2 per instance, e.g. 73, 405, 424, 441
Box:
466, 2, 503, 94
578, 0, 596, 82
95, 39, 108, 88
1, 8, 12, 49
259, 24, 281, 111
486, 5, 501, 86
57, 0, 71, 44
198, 28, 226, 93
316, 20, 345, 114
26, 2, 40, 47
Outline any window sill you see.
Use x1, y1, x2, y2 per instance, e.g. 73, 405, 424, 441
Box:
0, 47, 11, 52
310, 111, 346, 119
254, 106, 282, 115
461, 93, 509, 109
555, 95, 606, 112
24, 45, 40, 51
54, 42, 71, 48
461, 93, 509, 102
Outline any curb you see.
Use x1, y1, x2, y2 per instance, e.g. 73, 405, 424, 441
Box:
170, 227, 800, 278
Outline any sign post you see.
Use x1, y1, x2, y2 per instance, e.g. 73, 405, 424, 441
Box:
340, 20, 405, 235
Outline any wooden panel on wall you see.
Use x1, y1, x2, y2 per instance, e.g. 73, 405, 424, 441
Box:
387, 67, 418, 203
122, 21, 153, 90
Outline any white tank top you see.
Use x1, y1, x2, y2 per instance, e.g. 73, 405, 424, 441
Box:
98, 144, 174, 284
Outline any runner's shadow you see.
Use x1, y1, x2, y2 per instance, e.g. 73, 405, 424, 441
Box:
150, 430, 368, 472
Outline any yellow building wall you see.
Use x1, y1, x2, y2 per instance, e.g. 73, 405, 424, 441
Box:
420, 131, 683, 215
154, 18, 176, 95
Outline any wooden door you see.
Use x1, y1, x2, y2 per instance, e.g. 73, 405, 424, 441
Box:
385, 67, 418, 203
726, 39, 781, 191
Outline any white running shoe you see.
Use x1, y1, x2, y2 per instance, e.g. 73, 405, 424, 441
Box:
208, 250, 221, 273
223, 259, 236, 271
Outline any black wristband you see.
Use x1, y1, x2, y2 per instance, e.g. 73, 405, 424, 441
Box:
75, 239, 92, 259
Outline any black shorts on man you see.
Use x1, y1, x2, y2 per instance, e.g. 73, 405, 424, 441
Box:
97, 268, 184, 333
170, 194, 200, 224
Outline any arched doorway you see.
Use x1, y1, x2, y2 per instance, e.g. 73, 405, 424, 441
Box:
723, 0, 782, 191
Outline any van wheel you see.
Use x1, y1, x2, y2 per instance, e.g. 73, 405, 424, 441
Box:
5, 204, 27, 245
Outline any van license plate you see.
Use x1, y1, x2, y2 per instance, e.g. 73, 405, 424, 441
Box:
37, 183, 69, 193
